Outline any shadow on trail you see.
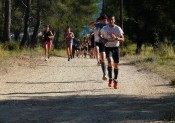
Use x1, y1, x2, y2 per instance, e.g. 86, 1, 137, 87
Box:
154, 84, 175, 88
119, 62, 135, 66
55, 55, 67, 58
37, 64, 96, 68
0, 88, 110, 95
6, 80, 102, 85
0, 94, 174, 122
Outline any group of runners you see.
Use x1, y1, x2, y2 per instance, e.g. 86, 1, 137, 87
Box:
42, 14, 125, 89
64, 29, 96, 59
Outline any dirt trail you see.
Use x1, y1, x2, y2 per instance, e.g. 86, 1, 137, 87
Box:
0, 56, 174, 123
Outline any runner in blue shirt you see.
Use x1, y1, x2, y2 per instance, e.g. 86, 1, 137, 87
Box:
89, 14, 109, 81
94, 14, 108, 80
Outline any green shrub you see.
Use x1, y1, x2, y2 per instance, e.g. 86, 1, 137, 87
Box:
1, 41, 20, 51
122, 36, 132, 47
170, 79, 175, 85
155, 42, 175, 57
8, 41, 20, 51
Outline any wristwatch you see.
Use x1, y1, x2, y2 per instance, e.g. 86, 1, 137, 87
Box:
115, 37, 118, 40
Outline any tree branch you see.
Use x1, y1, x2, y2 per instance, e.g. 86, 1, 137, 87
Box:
21, 0, 27, 8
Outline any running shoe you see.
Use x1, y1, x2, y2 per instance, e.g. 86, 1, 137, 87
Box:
108, 79, 113, 87
113, 79, 118, 89
103, 74, 108, 81
68, 57, 70, 61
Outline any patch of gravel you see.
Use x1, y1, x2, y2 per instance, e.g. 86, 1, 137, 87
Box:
0, 56, 174, 123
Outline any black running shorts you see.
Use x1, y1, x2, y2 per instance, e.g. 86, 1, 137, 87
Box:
105, 47, 120, 63
95, 42, 105, 53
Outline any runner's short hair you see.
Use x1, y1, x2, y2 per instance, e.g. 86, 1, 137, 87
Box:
108, 15, 115, 19
45, 25, 50, 28
66, 26, 70, 29
99, 14, 108, 20
96, 17, 100, 22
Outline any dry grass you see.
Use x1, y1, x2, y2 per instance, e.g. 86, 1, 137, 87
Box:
0, 42, 67, 63
0, 43, 67, 76
51, 49, 67, 57
122, 43, 175, 81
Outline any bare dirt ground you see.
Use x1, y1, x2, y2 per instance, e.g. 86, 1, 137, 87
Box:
0, 56, 174, 123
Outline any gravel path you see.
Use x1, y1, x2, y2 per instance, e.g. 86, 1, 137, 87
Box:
0, 56, 174, 123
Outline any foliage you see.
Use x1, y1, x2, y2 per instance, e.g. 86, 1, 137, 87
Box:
103, 0, 175, 54
0, 0, 99, 48
124, 0, 175, 53
1, 0, 175, 52
122, 42, 175, 81
0, 41, 20, 51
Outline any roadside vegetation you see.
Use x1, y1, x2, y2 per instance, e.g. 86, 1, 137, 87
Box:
121, 42, 175, 86
1, 40, 175, 87
0, 0, 174, 121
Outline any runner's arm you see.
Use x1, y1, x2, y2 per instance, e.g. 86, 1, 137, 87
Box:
42, 31, 44, 38
48, 31, 54, 39
99, 31, 108, 44
71, 32, 75, 39
64, 34, 68, 41
50, 31, 54, 36
89, 21, 96, 29
111, 34, 124, 43
117, 27, 125, 43
117, 35, 124, 43
41, 31, 44, 42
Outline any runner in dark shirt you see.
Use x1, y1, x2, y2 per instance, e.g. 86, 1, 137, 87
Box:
42, 25, 54, 61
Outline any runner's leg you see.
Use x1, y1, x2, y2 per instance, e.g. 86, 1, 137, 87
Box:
67, 45, 71, 61
98, 43, 107, 80
105, 47, 113, 86
47, 41, 52, 59
44, 42, 48, 60
113, 47, 120, 89
70, 43, 73, 59
107, 57, 113, 80
113, 47, 120, 80
95, 45, 100, 65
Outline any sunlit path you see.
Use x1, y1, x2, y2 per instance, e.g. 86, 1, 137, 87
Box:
0, 57, 174, 122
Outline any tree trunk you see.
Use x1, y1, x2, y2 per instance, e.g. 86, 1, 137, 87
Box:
120, 0, 123, 29
14, 29, 21, 42
2, 0, 4, 17
31, 0, 41, 48
20, 0, 31, 48
136, 30, 143, 54
0, 0, 4, 42
136, 41, 143, 54
54, 30, 59, 49
3, 0, 11, 42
